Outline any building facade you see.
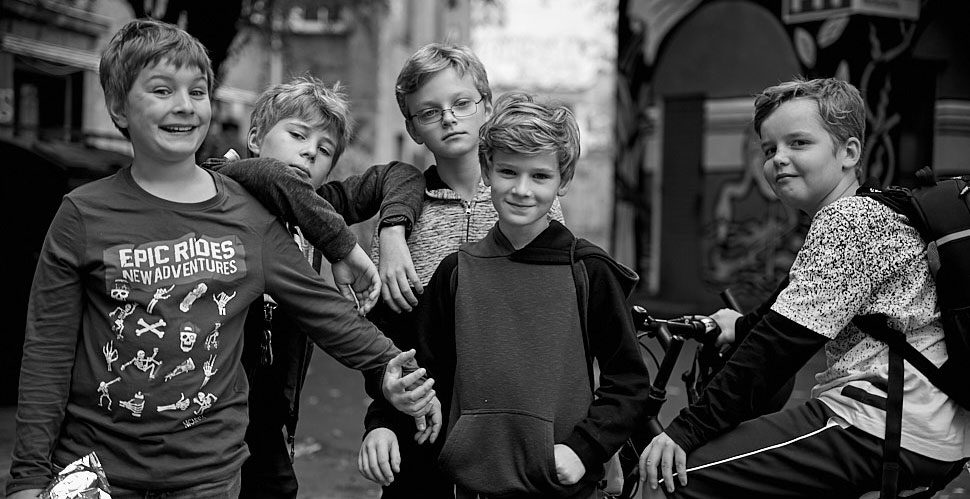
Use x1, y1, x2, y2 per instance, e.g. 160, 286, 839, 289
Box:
618, 0, 970, 312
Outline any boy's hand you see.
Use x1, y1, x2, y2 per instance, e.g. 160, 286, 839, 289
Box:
710, 308, 743, 349
639, 431, 688, 493
414, 396, 442, 445
358, 427, 400, 486
332, 244, 381, 315
553, 444, 586, 485
378, 225, 423, 313
382, 350, 436, 429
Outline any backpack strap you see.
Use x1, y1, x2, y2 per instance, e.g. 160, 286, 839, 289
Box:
570, 237, 596, 393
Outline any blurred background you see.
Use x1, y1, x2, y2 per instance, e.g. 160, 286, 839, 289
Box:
2, 0, 969, 497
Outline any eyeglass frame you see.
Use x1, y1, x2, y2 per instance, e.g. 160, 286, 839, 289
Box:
408, 96, 485, 125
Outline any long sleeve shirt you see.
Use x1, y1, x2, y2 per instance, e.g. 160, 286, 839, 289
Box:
7, 167, 402, 494
206, 157, 425, 261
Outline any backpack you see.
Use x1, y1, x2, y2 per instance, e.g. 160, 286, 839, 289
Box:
855, 167, 970, 498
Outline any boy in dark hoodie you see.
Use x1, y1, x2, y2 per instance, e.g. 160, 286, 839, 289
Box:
413, 92, 651, 499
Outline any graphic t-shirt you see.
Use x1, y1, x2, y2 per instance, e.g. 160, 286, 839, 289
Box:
773, 196, 970, 461
9, 167, 399, 493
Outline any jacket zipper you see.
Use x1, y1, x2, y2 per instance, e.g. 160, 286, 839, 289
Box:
463, 199, 473, 242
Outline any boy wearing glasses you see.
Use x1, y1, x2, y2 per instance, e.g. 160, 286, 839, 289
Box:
357, 43, 564, 498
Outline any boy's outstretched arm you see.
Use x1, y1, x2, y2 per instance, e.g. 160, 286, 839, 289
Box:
207, 157, 382, 311
319, 161, 426, 312
206, 157, 359, 262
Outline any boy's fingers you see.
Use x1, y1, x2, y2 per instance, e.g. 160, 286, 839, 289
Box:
428, 399, 442, 443
358, 290, 378, 315
409, 269, 424, 297
376, 444, 394, 484
387, 350, 416, 375
382, 284, 402, 314
414, 415, 427, 433
400, 372, 432, 394
390, 438, 401, 473
364, 272, 381, 307
409, 388, 436, 414
359, 448, 379, 484
662, 447, 676, 493
337, 283, 356, 306
395, 274, 416, 310
387, 275, 412, 313
414, 422, 432, 444
677, 449, 688, 486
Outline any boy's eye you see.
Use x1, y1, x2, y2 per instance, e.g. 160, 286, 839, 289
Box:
318, 146, 332, 156
762, 147, 775, 159
190, 89, 207, 98
534, 173, 551, 180
153, 87, 172, 96
417, 109, 440, 121
289, 131, 305, 140
453, 98, 473, 111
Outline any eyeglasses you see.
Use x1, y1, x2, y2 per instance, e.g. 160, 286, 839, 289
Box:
409, 97, 484, 125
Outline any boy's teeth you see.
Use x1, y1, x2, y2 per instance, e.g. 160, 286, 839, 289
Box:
162, 126, 193, 132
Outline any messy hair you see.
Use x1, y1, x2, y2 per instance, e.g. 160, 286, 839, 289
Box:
99, 18, 214, 138
753, 76, 866, 152
249, 75, 354, 163
395, 43, 491, 120
479, 92, 581, 184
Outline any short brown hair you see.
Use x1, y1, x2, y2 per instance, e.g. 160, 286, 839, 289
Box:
754, 77, 866, 152
248, 75, 354, 164
479, 92, 580, 184
99, 18, 214, 138
395, 43, 491, 121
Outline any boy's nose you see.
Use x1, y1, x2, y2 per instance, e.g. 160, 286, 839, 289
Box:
440, 109, 458, 126
172, 90, 195, 113
772, 149, 790, 166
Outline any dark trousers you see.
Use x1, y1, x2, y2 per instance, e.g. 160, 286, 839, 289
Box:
653, 399, 966, 499
379, 431, 455, 499
239, 419, 297, 499
110, 469, 242, 499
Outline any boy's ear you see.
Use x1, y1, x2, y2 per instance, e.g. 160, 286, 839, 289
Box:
842, 137, 862, 169
107, 100, 128, 129
404, 119, 424, 145
247, 128, 262, 156
480, 164, 491, 186
557, 177, 572, 197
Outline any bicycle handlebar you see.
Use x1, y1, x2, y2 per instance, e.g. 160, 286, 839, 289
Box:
631, 306, 720, 349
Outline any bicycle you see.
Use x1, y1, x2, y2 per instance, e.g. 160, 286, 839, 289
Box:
607, 291, 740, 499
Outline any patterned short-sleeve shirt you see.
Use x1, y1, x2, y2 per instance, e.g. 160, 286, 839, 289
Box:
773, 195, 968, 461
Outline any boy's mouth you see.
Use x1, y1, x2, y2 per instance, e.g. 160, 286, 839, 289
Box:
160, 125, 197, 133
442, 131, 464, 140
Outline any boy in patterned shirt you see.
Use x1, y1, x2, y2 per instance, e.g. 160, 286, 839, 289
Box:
639, 77, 969, 498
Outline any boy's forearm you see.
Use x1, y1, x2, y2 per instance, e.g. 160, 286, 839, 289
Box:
212, 157, 358, 262
319, 161, 425, 232
262, 219, 398, 369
